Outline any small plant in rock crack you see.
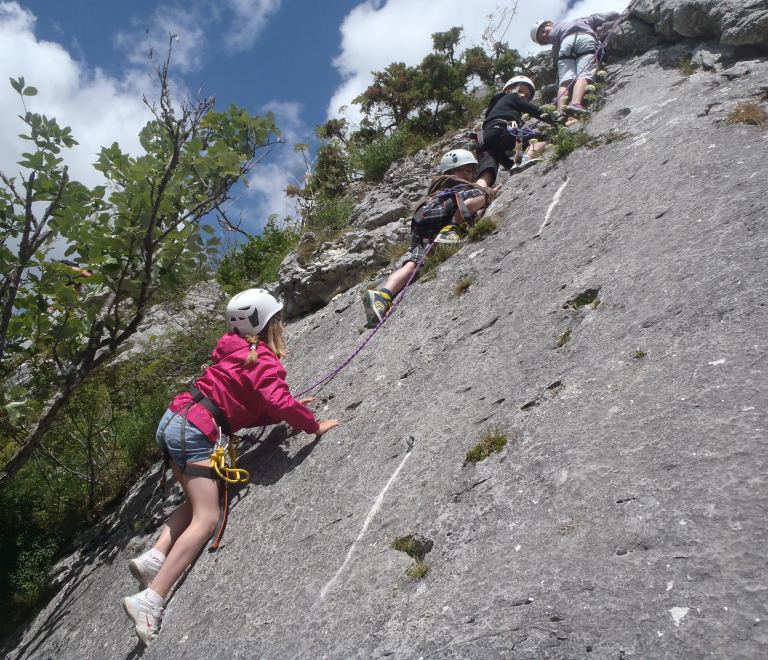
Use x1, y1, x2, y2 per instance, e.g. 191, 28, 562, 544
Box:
727, 102, 768, 127
467, 216, 498, 242
391, 535, 418, 557
603, 129, 630, 144
464, 427, 508, 465
556, 329, 572, 348
405, 561, 430, 580
678, 55, 696, 76
358, 327, 366, 334
632, 349, 647, 360
452, 274, 474, 297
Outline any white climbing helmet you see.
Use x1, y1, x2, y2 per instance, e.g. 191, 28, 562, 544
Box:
440, 149, 478, 174
227, 289, 283, 336
503, 76, 536, 97
530, 20, 552, 45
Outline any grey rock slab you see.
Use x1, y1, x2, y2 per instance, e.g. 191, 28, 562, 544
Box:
630, 0, 768, 50
4, 43, 768, 660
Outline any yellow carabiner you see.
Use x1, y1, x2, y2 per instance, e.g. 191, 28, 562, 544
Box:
210, 439, 250, 484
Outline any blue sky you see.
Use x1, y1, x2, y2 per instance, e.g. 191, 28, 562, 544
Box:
0, 0, 625, 240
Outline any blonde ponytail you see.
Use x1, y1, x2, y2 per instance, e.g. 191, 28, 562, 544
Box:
242, 314, 288, 366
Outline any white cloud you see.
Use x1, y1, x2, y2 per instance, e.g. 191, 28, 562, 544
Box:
0, 2, 147, 189
238, 100, 313, 231
224, 0, 282, 53
328, 0, 627, 120
116, 0, 282, 71
115, 7, 209, 74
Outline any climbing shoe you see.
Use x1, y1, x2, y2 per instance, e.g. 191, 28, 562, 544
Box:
362, 289, 392, 327
434, 224, 461, 244
128, 551, 164, 591
122, 590, 164, 646
512, 154, 542, 174
564, 102, 587, 117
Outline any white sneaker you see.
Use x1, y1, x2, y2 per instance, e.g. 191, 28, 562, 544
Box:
122, 590, 163, 645
128, 551, 164, 590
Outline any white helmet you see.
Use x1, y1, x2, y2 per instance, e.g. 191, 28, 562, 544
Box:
440, 149, 478, 174
227, 289, 283, 336
503, 76, 536, 97
530, 20, 552, 45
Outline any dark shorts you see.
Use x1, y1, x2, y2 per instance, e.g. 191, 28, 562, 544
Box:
477, 123, 519, 186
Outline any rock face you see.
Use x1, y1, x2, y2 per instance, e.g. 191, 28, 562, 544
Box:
4, 12, 768, 660
276, 132, 478, 317
277, 220, 411, 317
630, 0, 768, 49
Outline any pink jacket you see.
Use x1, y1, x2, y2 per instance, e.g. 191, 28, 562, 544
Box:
169, 332, 319, 442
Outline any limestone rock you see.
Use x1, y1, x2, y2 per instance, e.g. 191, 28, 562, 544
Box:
276, 219, 411, 317
630, 0, 768, 50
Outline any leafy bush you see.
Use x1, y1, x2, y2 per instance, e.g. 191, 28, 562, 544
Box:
216, 216, 298, 291
11, 537, 58, 606
356, 131, 406, 182
306, 197, 355, 234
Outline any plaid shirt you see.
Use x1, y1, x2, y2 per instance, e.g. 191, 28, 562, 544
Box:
411, 188, 485, 244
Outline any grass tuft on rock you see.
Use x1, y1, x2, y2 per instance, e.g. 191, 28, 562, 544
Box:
405, 561, 430, 580
727, 102, 768, 127
464, 427, 508, 465
468, 216, 498, 242
632, 349, 647, 360
548, 128, 593, 162
452, 274, 474, 297
556, 329, 572, 348
678, 55, 696, 76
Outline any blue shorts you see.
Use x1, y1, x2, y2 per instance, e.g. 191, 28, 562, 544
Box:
156, 408, 214, 465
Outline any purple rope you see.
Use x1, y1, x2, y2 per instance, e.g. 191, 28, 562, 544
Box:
553, 6, 631, 108
295, 241, 437, 398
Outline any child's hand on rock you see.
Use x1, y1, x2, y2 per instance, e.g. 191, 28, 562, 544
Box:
316, 420, 339, 437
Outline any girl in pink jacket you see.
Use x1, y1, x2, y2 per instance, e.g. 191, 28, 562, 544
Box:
121, 289, 338, 645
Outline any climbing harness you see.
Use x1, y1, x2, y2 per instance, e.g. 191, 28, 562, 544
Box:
159, 388, 251, 551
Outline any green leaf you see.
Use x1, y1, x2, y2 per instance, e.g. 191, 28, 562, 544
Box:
201, 224, 215, 234
23, 87, 38, 97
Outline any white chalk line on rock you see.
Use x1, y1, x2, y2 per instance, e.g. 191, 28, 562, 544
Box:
535, 177, 569, 237
319, 448, 414, 601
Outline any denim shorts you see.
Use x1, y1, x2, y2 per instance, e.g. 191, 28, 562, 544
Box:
155, 408, 214, 465
558, 34, 597, 84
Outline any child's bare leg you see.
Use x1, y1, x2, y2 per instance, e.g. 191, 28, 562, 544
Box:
381, 261, 417, 297
525, 141, 548, 158
152, 496, 192, 557
476, 168, 495, 188
556, 84, 572, 112
148, 462, 220, 599
570, 78, 590, 107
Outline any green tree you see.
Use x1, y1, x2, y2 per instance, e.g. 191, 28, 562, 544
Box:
0, 37, 280, 493
217, 215, 298, 290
